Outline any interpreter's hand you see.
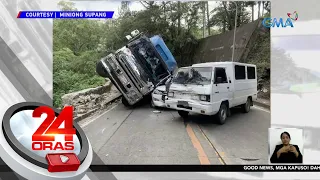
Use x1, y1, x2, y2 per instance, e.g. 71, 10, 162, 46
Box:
277, 145, 290, 158
289, 145, 297, 153
289, 145, 300, 157
280, 145, 290, 153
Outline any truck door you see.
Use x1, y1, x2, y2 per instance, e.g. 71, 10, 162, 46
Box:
213, 67, 233, 105
150, 35, 177, 73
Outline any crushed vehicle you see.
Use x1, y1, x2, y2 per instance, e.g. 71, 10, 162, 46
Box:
96, 30, 177, 106
153, 62, 258, 125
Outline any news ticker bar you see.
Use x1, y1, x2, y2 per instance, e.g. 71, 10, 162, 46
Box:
1, 165, 320, 172
17, 11, 114, 19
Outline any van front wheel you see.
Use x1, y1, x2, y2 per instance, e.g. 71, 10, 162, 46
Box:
216, 103, 228, 125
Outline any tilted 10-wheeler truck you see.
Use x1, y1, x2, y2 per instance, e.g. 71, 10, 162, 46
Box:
96, 30, 177, 106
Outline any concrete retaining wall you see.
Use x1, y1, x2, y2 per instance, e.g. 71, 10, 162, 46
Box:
61, 79, 121, 119
177, 19, 263, 66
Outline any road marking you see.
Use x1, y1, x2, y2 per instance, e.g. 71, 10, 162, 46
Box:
79, 103, 120, 128
253, 106, 270, 113
101, 128, 106, 133
218, 157, 224, 165
198, 125, 226, 165
186, 123, 210, 165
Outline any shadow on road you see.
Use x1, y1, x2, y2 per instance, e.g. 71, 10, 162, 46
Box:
183, 107, 248, 126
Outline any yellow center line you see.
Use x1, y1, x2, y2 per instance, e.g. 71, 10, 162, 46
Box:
186, 123, 210, 165
197, 124, 226, 165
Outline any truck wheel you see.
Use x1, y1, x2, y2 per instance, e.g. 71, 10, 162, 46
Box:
178, 110, 189, 119
242, 98, 251, 113
216, 103, 228, 125
96, 61, 109, 78
122, 97, 131, 107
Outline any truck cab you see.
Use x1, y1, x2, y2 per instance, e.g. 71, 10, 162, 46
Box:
96, 30, 177, 106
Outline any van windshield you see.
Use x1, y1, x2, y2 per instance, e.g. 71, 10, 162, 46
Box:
172, 67, 190, 84
172, 67, 212, 85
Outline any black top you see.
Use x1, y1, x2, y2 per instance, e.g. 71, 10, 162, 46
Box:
270, 144, 303, 163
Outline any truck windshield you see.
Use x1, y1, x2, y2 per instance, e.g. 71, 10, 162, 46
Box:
173, 67, 212, 85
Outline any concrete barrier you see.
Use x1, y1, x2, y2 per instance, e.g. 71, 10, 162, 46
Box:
61, 79, 122, 120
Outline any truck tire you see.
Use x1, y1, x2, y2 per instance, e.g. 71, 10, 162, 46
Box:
216, 103, 228, 125
122, 97, 131, 107
178, 110, 189, 119
242, 97, 251, 113
96, 61, 109, 78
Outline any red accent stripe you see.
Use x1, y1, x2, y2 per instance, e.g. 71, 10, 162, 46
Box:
17, 11, 21, 18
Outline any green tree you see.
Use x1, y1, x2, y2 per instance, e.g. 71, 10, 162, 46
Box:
264, 1, 271, 16
54, 1, 105, 55
54, 20, 104, 55
57, 1, 77, 11
53, 1, 106, 107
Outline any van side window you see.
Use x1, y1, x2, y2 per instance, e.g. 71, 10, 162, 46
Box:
247, 66, 256, 79
235, 65, 246, 80
215, 67, 228, 83
155, 45, 168, 61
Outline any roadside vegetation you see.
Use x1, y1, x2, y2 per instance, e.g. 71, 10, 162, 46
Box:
53, 1, 271, 107
246, 26, 270, 99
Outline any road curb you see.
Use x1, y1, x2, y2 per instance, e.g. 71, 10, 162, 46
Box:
253, 100, 270, 110
74, 94, 122, 123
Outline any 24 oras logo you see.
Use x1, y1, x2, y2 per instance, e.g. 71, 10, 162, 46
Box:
32, 106, 76, 151
1, 102, 92, 178
262, 11, 298, 28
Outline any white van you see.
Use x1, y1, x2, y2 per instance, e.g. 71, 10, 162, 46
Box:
153, 62, 258, 124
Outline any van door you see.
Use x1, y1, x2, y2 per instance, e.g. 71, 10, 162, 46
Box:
213, 67, 233, 105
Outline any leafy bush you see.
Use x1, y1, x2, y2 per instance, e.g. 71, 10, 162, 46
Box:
53, 49, 105, 107
70, 51, 103, 77
53, 69, 105, 107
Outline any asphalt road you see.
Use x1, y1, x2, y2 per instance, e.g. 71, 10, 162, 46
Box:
79, 101, 270, 165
